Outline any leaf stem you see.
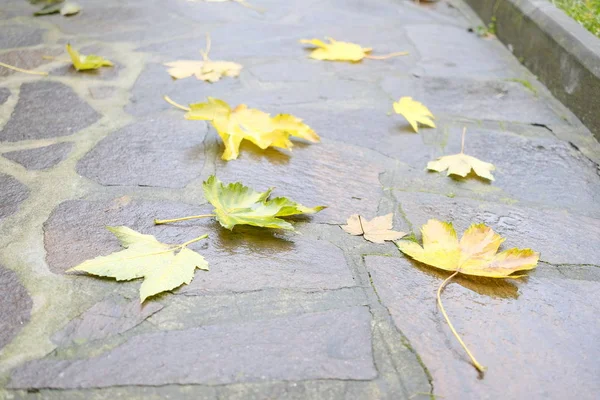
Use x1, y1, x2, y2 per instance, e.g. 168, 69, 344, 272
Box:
358, 215, 366, 235
154, 214, 216, 225
460, 127, 466, 154
163, 95, 190, 111
437, 271, 486, 373
200, 33, 211, 61
0, 61, 48, 76
180, 234, 209, 248
365, 51, 409, 60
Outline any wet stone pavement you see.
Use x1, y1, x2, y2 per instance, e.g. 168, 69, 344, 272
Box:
1, 0, 600, 399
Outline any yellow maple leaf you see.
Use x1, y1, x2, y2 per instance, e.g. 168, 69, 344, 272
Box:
428, 128, 495, 180
164, 96, 320, 161
300, 37, 408, 62
164, 35, 242, 83
393, 96, 435, 132
342, 213, 406, 243
396, 219, 539, 372
66, 44, 113, 71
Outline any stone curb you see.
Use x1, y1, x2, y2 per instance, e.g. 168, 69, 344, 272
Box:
463, 0, 600, 140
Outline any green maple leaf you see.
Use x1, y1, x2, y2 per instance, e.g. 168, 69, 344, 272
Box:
66, 44, 113, 71
204, 176, 326, 230
67, 226, 209, 302
155, 176, 326, 230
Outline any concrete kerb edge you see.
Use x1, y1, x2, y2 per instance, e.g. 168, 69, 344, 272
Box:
463, 0, 600, 141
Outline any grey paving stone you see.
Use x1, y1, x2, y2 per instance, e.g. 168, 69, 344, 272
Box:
76, 115, 206, 188
380, 125, 600, 217
0, 24, 44, 49
381, 75, 566, 125
392, 191, 600, 265
407, 24, 518, 78
0, 173, 28, 220
52, 295, 163, 347
9, 307, 376, 388
0, 266, 32, 350
214, 139, 390, 224
0, 48, 59, 77
0, 87, 9, 105
4, 143, 73, 170
44, 199, 355, 291
0, 81, 100, 142
365, 256, 600, 399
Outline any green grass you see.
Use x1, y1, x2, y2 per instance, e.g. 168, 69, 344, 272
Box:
553, 0, 600, 38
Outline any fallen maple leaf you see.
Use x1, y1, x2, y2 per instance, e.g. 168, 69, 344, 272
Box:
164, 34, 242, 83
67, 227, 209, 302
300, 37, 408, 62
66, 44, 113, 71
342, 213, 406, 243
396, 219, 539, 372
428, 128, 495, 181
164, 96, 320, 161
393, 96, 435, 132
154, 175, 325, 230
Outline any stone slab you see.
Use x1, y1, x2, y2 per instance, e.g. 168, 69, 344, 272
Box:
0, 266, 32, 351
4, 143, 73, 170
1, 81, 100, 142
76, 115, 206, 188
0, 173, 28, 220
52, 295, 163, 347
44, 199, 356, 291
214, 139, 389, 224
0, 24, 44, 49
392, 191, 600, 265
10, 307, 376, 388
366, 256, 600, 399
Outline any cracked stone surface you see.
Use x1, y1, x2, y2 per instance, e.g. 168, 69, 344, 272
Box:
1, 0, 600, 398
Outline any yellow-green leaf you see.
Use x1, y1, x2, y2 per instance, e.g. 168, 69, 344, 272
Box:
66, 44, 113, 71
67, 226, 208, 302
203, 175, 325, 230
300, 37, 371, 62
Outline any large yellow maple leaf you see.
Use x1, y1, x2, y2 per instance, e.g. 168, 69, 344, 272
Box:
397, 219, 539, 278
396, 219, 539, 373
164, 96, 320, 160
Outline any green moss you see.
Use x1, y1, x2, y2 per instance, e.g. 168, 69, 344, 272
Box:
506, 78, 537, 95
553, 0, 600, 38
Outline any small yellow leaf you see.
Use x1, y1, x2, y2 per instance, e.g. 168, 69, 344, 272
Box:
427, 127, 495, 180
164, 60, 242, 82
342, 213, 406, 244
66, 44, 113, 71
300, 37, 371, 62
396, 219, 539, 278
393, 97, 435, 132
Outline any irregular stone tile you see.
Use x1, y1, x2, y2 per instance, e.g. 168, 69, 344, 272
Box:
366, 256, 600, 399
0, 87, 9, 105
0, 173, 28, 220
126, 62, 387, 116
88, 86, 116, 100
44, 199, 355, 291
381, 76, 566, 125
10, 307, 376, 388
392, 191, 600, 265
0, 24, 44, 48
406, 25, 517, 78
52, 295, 163, 347
4, 143, 73, 170
76, 115, 206, 188
214, 139, 389, 223
0, 266, 33, 350
0, 48, 59, 77
0, 81, 100, 142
